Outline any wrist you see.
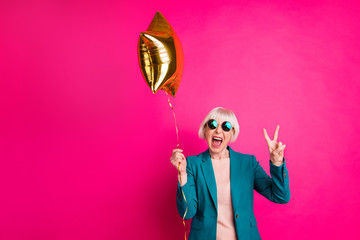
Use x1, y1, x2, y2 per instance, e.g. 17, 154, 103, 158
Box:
271, 160, 283, 167
178, 173, 187, 186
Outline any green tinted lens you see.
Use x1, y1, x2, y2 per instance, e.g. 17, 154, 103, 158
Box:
207, 119, 218, 129
222, 121, 232, 131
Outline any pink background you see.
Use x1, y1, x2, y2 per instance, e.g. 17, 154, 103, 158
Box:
1, 0, 360, 239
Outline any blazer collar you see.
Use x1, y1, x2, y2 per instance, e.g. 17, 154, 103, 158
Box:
201, 149, 217, 210
200, 146, 245, 211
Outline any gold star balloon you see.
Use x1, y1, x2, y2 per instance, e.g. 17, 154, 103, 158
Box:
138, 12, 184, 97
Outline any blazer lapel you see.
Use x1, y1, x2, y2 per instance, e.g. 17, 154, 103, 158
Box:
229, 146, 246, 209
200, 150, 217, 211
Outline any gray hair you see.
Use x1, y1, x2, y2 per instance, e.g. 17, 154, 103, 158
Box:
198, 107, 240, 142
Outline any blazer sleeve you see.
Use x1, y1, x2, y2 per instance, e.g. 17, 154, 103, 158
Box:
252, 155, 290, 204
176, 157, 198, 220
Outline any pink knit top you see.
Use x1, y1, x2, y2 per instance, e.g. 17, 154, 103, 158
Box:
211, 157, 237, 240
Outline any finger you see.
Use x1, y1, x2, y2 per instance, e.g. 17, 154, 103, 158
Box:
263, 128, 271, 144
277, 143, 285, 150
171, 152, 184, 162
273, 125, 280, 142
178, 153, 186, 161
172, 157, 183, 167
269, 141, 279, 152
170, 157, 177, 164
172, 149, 183, 153
273, 142, 281, 154
277, 144, 286, 155
268, 145, 276, 153
280, 144, 286, 153
178, 160, 186, 170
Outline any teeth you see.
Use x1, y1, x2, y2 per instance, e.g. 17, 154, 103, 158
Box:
213, 137, 222, 141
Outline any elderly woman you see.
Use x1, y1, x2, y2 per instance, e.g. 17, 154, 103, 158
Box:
170, 107, 290, 240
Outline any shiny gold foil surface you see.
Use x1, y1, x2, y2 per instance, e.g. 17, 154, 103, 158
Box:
138, 12, 184, 97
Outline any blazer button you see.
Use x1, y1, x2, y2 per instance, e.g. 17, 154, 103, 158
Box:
236, 214, 239, 218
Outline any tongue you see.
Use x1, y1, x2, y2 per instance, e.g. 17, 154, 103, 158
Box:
213, 139, 222, 146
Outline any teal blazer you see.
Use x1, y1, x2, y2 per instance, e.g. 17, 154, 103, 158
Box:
176, 146, 290, 240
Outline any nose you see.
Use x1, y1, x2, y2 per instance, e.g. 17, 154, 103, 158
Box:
215, 125, 222, 133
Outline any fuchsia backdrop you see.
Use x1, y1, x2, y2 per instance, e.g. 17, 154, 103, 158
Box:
1, 0, 360, 239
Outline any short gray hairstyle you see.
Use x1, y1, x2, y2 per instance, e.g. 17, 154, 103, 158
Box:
198, 107, 240, 142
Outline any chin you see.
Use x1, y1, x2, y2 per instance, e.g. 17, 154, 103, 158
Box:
209, 145, 226, 154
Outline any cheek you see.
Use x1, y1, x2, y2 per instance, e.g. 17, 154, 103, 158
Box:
204, 130, 211, 141
226, 132, 233, 142
230, 130, 235, 140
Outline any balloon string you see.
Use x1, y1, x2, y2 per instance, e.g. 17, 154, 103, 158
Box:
167, 93, 187, 240
167, 94, 179, 149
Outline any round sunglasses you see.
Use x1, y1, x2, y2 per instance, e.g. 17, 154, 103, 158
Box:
206, 119, 232, 132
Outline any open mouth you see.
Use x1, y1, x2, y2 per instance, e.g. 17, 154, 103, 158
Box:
212, 136, 223, 147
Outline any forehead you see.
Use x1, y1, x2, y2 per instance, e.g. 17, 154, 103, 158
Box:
210, 118, 229, 124
209, 113, 231, 124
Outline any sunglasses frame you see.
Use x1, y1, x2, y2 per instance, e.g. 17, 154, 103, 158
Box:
206, 119, 232, 132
